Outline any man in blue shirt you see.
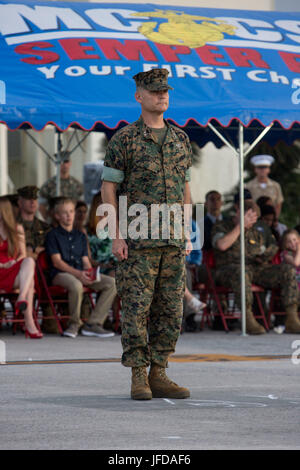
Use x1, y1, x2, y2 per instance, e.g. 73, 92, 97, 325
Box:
45, 198, 117, 338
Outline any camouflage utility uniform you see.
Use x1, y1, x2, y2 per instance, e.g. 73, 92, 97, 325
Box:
211, 219, 299, 312
102, 116, 192, 368
39, 175, 84, 203
17, 215, 50, 251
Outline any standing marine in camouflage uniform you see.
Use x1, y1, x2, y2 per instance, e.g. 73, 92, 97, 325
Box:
101, 68, 193, 400
211, 200, 300, 334
38, 152, 84, 221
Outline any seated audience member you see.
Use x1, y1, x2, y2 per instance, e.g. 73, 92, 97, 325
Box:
281, 229, 300, 291
255, 206, 279, 257
74, 201, 88, 232
256, 196, 273, 210
203, 190, 223, 251
0, 196, 42, 338
17, 186, 50, 259
256, 196, 287, 241
86, 191, 117, 276
211, 200, 300, 334
259, 204, 285, 244
45, 197, 117, 339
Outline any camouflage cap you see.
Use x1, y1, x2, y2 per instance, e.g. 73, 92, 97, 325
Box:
17, 185, 39, 200
133, 68, 173, 91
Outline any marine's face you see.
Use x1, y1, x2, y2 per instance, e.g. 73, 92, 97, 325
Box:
135, 88, 169, 114
19, 197, 38, 215
60, 160, 71, 177
255, 165, 270, 178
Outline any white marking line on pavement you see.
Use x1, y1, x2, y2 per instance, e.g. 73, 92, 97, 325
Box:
163, 398, 175, 405
248, 395, 278, 400
161, 436, 181, 439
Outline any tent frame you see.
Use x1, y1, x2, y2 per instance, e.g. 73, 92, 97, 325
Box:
23, 128, 92, 196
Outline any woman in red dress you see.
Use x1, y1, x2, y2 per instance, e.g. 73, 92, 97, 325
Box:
0, 196, 42, 338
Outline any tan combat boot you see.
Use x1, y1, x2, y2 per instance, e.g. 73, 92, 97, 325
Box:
131, 367, 152, 400
148, 364, 190, 399
285, 305, 300, 334
246, 310, 266, 335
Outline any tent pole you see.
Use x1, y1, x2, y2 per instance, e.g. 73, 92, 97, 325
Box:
207, 122, 237, 154
244, 123, 274, 159
56, 131, 62, 196
238, 123, 247, 336
0, 124, 8, 196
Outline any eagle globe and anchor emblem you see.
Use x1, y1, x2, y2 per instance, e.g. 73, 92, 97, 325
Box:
131, 10, 236, 48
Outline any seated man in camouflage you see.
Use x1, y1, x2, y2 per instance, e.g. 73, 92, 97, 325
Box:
17, 186, 50, 259
211, 200, 300, 334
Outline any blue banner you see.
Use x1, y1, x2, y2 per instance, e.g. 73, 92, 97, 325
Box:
0, 0, 300, 130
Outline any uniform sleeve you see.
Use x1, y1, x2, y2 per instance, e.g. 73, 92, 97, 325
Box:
102, 134, 126, 183
185, 168, 191, 182
276, 182, 284, 204
183, 132, 193, 169
77, 181, 84, 197
211, 221, 226, 249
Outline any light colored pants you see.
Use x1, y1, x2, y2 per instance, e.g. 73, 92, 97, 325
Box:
52, 272, 117, 328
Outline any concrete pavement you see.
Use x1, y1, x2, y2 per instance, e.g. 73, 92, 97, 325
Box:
0, 326, 300, 450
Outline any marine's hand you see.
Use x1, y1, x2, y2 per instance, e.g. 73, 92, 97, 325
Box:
112, 238, 128, 261
185, 238, 193, 256
244, 209, 257, 229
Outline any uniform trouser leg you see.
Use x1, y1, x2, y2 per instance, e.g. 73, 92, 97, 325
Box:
148, 247, 186, 367
252, 264, 299, 309
52, 272, 83, 328
214, 265, 254, 310
87, 275, 117, 326
116, 246, 185, 368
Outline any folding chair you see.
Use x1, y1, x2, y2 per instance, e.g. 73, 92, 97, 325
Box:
202, 250, 269, 333
35, 251, 96, 335
267, 250, 289, 328
0, 288, 21, 333
0, 287, 40, 335
187, 264, 212, 329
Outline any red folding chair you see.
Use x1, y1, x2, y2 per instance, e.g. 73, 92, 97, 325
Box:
35, 251, 96, 335
0, 287, 40, 335
267, 250, 290, 327
202, 250, 269, 332
187, 264, 212, 329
